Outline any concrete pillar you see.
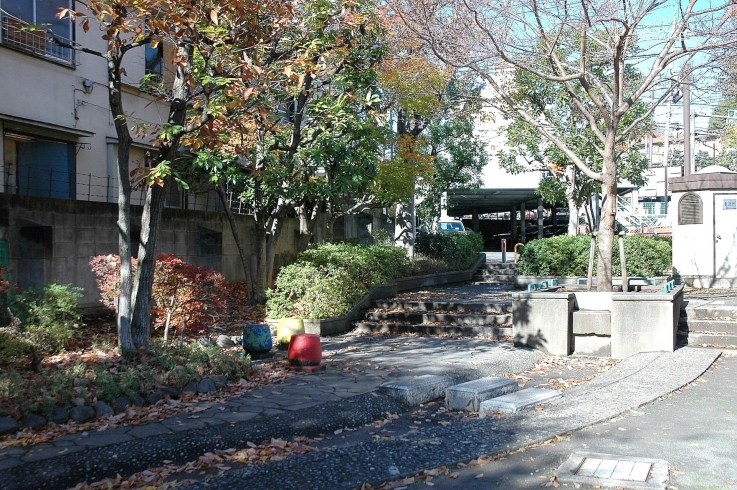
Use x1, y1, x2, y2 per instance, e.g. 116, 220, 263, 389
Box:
520, 202, 526, 242
537, 197, 544, 239
511, 205, 517, 239
630, 188, 640, 214
472, 209, 479, 232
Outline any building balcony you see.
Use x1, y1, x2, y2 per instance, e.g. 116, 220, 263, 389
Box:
0, 11, 75, 67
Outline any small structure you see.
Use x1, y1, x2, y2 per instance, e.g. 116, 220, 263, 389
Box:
669, 166, 737, 288
512, 285, 683, 359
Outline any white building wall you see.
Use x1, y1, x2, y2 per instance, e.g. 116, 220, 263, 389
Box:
0, 1, 170, 202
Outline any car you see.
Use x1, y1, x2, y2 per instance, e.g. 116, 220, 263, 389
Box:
438, 220, 466, 233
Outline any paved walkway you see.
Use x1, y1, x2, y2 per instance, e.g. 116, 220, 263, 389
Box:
0, 282, 732, 490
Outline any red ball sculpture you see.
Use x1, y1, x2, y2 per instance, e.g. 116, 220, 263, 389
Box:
287, 333, 322, 366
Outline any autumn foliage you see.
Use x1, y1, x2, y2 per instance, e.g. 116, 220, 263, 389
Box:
90, 254, 229, 336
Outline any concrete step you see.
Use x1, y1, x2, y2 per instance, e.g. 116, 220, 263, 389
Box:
372, 300, 512, 314
445, 377, 518, 412
364, 311, 511, 326
478, 388, 562, 416
354, 322, 512, 338
472, 273, 516, 283
469, 282, 517, 288
677, 331, 737, 348
681, 306, 737, 321
481, 263, 517, 272
378, 375, 454, 407
678, 318, 737, 334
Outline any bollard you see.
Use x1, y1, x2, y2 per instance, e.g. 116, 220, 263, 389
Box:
501, 239, 507, 263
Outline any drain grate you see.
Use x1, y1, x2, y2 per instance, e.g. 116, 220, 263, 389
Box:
576, 456, 651, 481
556, 452, 668, 489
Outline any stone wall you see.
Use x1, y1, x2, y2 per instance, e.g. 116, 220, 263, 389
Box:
0, 194, 299, 307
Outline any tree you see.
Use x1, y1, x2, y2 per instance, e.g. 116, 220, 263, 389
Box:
416, 116, 488, 226
497, 65, 652, 236
62, 0, 290, 349
191, 0, 387, 303
398, 0, 737, 290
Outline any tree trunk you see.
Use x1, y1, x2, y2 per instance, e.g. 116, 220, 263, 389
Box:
131, 180, 167, 348
596, 154, 618, 292
567, 199, 578, 236
130, 43, 191, 347
216, 182, 254, 300
296, 202, 319, 252
565, 167, 578, 236
253, 221, 268, 304
108, 51, 135, 354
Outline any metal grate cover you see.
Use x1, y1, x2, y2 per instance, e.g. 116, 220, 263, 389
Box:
556, 452, 668, 489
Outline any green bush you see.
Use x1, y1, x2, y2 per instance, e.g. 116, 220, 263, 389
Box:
517, 235, 672, 277
266, 243, 411, 319
415, 231, 484, 270
0, 283, 84, 370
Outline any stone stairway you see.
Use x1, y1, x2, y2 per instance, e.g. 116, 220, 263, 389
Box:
354, 297, 513, 338
471, 262, 517, 286
379, 374, 561, 416
678, 299, 737, 348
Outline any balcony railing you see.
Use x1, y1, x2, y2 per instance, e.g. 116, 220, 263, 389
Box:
0, 10, 75, 66
0, 162, 252, 214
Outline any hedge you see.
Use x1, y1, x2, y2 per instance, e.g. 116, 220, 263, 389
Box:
267, 233, 483, 320
517, 235, 672, 277
266, 243, 410, 320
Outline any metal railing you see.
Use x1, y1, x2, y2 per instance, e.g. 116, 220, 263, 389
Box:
616, 195, 669, 233
0, 163, 249, 214
0, 10, 75, 66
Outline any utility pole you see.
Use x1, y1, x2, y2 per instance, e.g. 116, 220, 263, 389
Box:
663, 96, 672, 213
682, 69, 692, 176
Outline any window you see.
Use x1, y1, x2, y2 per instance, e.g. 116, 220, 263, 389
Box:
678, 193, 702, 225
3, 132, 75, 199
145, 42, 163, 77
0, 0, 74, 64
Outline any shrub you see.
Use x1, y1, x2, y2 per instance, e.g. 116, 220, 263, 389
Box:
0, 283, 84, 370
266, 243, 410, 319
517, 235, 672, 277
91, 254, 228, 338
516, 235, 591, 276
415, 231, 484, 270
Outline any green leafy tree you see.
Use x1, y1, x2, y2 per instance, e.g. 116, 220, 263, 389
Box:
63, 0, 292, 349
416, 116, 488, 226
400, 0, 737, 288
194, 0, 388, 303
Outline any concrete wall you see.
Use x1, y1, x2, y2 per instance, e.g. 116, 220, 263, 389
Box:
0, 194, 298, 306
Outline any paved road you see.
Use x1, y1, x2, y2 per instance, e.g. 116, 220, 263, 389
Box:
408, 353, 737, 489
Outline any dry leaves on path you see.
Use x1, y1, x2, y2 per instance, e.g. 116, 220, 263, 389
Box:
70, 436, 316, 490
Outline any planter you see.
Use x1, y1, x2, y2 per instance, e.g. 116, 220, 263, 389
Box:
287, 333, 322, 366
242, 324, 273, 357
276, 317, 305, 347
512, 285, 683, 359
